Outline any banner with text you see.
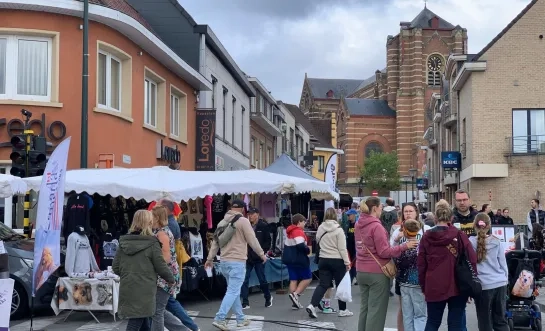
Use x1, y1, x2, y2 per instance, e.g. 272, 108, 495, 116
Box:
324, 154, 337, 212
195, 109, 216, 171
32, 137, 71, 296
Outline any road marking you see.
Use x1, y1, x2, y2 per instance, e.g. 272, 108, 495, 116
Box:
298, 320, 336, 331
75, 318, 123, 330
228, 314, 264, 330
384, 328, 398, 331
10, 316, 64, 331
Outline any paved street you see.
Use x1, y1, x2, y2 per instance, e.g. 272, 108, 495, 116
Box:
9, 281, 497, 331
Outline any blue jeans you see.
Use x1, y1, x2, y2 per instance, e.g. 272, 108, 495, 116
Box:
425, 295, 467, 331
400, 286, 427, 331
461, 309, 467, 331
215, 261, 246, 323
166, 296, 199, 331
240, 261, 271, 305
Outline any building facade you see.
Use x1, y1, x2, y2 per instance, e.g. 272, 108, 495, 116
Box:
0, 0, 209, 172
426, 0, 545, 222
127, 0, 254, 171
298, 6, 468, 194
247, 77, 283, 169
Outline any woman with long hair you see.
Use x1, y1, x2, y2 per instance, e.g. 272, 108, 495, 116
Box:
356, 197, 417, 331
417, 205, 477, 330
306, 208, 353, 318
149, 206, 186, 331
469, 213, 509, 331
113, 210, 175, 331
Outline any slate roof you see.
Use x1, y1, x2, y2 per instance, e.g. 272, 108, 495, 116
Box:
282, 103, 334, 149
307, 78, 364, 99
344, 98, 396, 117
409, 7, 455, 29
89, 0, 156, 34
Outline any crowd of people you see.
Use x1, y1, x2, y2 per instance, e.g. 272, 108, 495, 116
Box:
110, 193, 545, 331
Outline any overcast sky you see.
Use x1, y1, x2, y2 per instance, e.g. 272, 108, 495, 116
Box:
179, 0, 530, 105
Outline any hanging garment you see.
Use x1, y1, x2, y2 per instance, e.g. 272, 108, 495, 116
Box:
63, 194, 92, 242
259, 193, 276, 218
66, 232, 100, 276
188, 230, 204, 260
100, 236, 119, 270
204, 195, 213, 229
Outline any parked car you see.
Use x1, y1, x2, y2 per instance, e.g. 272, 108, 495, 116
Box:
1, 222, 65, 319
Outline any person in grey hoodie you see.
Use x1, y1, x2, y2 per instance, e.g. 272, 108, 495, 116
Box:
469, 213, 509, 331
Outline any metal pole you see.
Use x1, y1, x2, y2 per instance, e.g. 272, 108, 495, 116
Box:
412, 176, 415, 202
405, 181, 408, 203
23, 115, 33, 238
80, 0, 89, 168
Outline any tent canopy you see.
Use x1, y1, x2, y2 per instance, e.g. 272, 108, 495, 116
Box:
264, 153, 317, 181
0, 174, 27, 197
23, 166, 339, 202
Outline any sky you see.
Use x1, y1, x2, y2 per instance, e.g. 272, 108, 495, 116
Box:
179, 0, 531, 105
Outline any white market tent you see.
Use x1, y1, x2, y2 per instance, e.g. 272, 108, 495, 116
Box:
23, 166, 339, 202
0, 174, 27, 198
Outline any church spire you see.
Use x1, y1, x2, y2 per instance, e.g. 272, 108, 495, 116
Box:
424, 0, 427, 8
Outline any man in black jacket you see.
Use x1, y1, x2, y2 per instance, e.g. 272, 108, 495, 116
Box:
241, 208, 272, 309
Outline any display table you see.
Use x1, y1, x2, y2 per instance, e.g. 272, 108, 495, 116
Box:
51, 277, 119, 323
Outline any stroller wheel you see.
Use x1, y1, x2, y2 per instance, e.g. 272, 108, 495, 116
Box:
535, 318, 542, 331
508, 318, 514, 331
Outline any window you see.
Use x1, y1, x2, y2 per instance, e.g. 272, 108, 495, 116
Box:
169, 88, 188, 142
260, 96, 265, 114
317, 155, 325, 172
365, 141, 383, 158
144, 78, 157, 127
259, 143, 264, 169
427, 54, 443, 87
250, 138, 255, 165
0, 35, 52, 101
512, 109, 545, 153
98, 51, 121, 111
305, 142, 309, 153
267, 147, 272, 167
222, 87, 228, 139
232, 96, 236, 145
241, 106, 245, 151
211, 75, 217, 109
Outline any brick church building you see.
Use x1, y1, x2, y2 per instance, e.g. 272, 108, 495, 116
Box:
298, 5, 468, 196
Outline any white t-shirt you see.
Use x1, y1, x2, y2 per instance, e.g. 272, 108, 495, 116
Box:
390, 224, 431, 247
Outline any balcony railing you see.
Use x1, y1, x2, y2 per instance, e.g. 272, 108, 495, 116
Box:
442, 104, 457, 127
505, 135, 545, 166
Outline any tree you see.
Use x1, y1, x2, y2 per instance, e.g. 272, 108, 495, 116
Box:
360, 151, 401, 191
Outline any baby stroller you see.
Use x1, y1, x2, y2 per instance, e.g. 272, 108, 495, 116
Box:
505, 249, 542, 330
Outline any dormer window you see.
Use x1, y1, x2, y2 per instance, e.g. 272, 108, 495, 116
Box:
326, 90, 334, 98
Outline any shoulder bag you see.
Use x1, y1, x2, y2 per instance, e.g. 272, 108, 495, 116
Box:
447, 231, 482, 298
360, 233, 397, 279
314, 231, 329, 264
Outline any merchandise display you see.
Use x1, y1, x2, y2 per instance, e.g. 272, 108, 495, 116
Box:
65, 229, 100, 277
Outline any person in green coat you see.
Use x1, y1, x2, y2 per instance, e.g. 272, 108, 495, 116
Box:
113, 210, 175, 331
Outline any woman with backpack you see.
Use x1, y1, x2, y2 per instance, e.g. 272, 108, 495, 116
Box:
305, 208, 353, 319
469, 213, 509, 331
417, 205, 477, 331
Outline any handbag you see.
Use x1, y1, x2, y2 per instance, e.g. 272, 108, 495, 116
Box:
359, 232, 397, 279
314, 231, 329, 264
447, 231, 482, 298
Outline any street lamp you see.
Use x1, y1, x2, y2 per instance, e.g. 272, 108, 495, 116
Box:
402, 175, 411, 203
409, 168, 417, 202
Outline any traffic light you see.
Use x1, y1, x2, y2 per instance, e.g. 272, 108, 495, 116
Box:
29, 136, 47, 176
10, 135, 27, 177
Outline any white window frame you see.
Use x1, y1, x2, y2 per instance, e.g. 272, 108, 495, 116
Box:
98, 50, 122, 111
170, 93, 180, 137
0, 35, 52, 102
144, 78, 158, 127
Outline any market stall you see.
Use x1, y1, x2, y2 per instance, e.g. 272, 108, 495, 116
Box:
0, 174, 27, 197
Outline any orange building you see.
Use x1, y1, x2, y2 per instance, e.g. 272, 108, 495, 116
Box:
0, 0, 211, 172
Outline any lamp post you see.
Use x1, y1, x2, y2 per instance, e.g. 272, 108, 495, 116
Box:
409, 168, 417, 202
80, 0, 89, 168
402, 175, 411, 204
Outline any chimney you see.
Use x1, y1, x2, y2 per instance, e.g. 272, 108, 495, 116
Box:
431, 16, 439, 29
326, 90, 334, 98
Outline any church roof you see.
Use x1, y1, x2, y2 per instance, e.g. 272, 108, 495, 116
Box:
307, 78, 364, 99
345, 98, 396, 117
409, 7, 455, 29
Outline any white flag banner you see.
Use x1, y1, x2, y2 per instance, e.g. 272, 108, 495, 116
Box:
0, 278, 14, 331
32, 137, 71, 296
324, 154, 337, 212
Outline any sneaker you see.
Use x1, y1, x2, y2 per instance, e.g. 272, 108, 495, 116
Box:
306, 304, 318, 319
289, 292, 301, 308
265, 296, 273, 308
321, 307, 337, 314
242, 303, 250, 310
292, 303, 299, 310
338, 309, 354, 317
237, 319, 251, 327
212, 320, 229, 331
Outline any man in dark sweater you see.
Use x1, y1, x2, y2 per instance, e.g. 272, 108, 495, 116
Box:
241, 208, 272, 309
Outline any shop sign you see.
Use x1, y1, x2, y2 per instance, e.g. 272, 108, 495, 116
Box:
156, 139, 181, 164
195, 108, 216, 171
0, 113, 67, 147
441, 151, 461, 170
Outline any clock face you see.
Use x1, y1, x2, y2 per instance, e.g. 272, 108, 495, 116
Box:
428, 55, 443, 71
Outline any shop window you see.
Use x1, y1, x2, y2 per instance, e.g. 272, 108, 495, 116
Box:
170, 85, 188, 143
512, 109, 545, 153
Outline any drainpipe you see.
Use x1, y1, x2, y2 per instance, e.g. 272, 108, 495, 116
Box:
80, 0, 89, 168
198, 34, 206, 108
457, 89, 461, 187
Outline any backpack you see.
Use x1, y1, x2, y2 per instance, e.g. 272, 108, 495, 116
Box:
380, 210, 397, 234
213, 214, 242, 249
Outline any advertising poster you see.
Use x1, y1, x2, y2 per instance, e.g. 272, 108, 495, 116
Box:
323, 154, 337, 212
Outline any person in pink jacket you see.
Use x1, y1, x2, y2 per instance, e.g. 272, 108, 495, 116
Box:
355, 197, 417, 331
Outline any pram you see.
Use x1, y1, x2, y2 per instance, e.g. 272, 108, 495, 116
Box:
505, 249, 543, 331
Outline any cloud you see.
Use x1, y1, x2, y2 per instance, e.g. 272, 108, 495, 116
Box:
178, 0, 531, 104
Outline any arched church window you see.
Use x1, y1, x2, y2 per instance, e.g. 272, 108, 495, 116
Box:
427, 54, 444, 87
365, 141, 383, 158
